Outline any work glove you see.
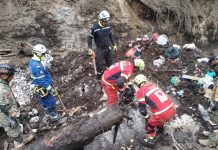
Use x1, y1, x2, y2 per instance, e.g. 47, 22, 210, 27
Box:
8, 116, 18, 129
112, 44, 118, 51
87, 49, 95, 58
46, 86, 58, 96
144, 114, 150, 120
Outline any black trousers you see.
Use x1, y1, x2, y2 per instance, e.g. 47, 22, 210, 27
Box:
95, 47, 113, 80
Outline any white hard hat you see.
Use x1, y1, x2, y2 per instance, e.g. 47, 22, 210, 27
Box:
33, 44, 47, 55
98, 10, 110, 20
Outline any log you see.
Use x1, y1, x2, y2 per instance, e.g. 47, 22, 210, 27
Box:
2, 53, 18, 57
23, 107, 125, 150
0, 49, 11, 52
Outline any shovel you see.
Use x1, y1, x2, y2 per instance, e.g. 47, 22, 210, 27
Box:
56, 92, 69, 115
92, 56, 97, 75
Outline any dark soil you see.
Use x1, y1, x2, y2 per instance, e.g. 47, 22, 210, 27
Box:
0, 36, 212, 150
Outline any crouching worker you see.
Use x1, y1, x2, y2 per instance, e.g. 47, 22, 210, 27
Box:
28, 44, 59, 122
134, 74, 176, 148
0, 64, 33, 149
101, 59, 145, 107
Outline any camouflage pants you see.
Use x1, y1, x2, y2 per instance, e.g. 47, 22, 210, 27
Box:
0, 112, 22, 138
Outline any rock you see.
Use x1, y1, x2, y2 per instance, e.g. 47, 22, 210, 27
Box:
121, 32, 128, 37
32, 108, 38, 115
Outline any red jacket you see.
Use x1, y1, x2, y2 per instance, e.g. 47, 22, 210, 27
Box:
102, 61, 134, 87
136, 83, 173, 115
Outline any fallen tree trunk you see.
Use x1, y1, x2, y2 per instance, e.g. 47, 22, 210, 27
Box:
24, 107, 125, 150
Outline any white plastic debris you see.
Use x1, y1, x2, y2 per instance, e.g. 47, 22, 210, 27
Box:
32, 108, 38, 115
142, 34, 151, 41
128, 41, 134, 47
29, 116, 40, 123
198, 74, 214, 89
177, 90, 184, 97
172, 44, 181, 49
156, 34, 168, 45
197, 58, 209, 63
198, 104, 209, 121
183, 43, 196, 50
32, 129, 38, 133
153, 56, 165, 67
28, 112, 33, 116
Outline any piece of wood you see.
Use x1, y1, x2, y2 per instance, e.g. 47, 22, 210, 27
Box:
0, 49, 11, 52
181, 74, 201, 81
2, 53, 18, 57
23, 107, 124, 150
69, 106, 81, 116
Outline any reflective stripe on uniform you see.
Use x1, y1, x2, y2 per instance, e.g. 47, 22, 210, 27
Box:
102, 74, 113, 86
94, 26, 110, 33
153, 103, 174, 115
120, 62, 124, 71
138, 97, 145, 102
146, 87, 159, 97
121, 73, 128, 80
31, 75, 45, 79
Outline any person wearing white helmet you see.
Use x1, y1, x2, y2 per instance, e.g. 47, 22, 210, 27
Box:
134, 74, 176, 148
88, 10, 117, 81
28, 44, 59, 123
101, 59, 145, 107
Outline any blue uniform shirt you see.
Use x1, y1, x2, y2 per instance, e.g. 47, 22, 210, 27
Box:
28, 56, 52, 89
28, 55, 56, 109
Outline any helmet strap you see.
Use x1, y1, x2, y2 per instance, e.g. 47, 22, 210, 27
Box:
34, 53, 45, 61
98, 20, 105, 27
139, 81, 146, 87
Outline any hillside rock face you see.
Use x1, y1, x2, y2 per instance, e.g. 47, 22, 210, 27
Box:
0, 0, 217, 53
139, 0, 218, 46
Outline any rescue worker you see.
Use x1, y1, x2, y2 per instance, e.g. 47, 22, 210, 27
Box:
134, 74, 176, 147
101, 59, 145, 106
0, 64, 33, 149
28, 44, 59, 122
199, 55, 218, 147
88, 10, 117, 81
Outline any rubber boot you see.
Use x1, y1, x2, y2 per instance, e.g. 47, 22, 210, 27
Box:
138, 136, 157, 148
138, 131, 157, 148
